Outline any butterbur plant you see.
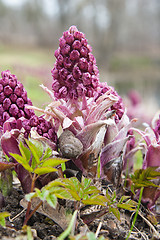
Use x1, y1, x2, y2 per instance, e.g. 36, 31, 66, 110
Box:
0, 25, 160, 239
30, 25, 129, 182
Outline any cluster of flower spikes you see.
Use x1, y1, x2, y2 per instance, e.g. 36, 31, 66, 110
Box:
0, 70, 57, 143
51, 25, 100, 100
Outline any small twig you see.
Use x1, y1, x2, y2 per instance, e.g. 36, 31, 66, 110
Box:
95, 221, 102, 238
9, 209, 26, 222
133, 225, 149, 240
138, 211, 160, 239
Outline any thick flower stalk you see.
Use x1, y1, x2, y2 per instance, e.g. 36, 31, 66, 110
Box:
52, 26, 100, 100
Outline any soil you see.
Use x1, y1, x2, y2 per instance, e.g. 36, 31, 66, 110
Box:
0, 182, 160, 239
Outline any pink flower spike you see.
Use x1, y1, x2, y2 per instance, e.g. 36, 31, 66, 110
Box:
51, 26, 100, 100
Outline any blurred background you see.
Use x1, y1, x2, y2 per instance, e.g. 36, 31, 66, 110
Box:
0, 0, 160, 123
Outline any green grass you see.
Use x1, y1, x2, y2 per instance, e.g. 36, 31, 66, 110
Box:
109, 55, 155, 72
24, 76, 51, 111
0, 44, 55, 109
0, 44, 54, 67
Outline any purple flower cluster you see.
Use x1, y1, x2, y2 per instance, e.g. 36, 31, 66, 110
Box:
0, 70, 34, 126
97, 82, 124, 122
24, 115, 57, 143
0, 70, 57, 144
51, 26, 100, 100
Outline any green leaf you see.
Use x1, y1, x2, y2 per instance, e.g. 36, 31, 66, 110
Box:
27, 226, 34, 240
82, 195, 107, 206
35, 188, 49, 200
70, 177, 81, 192
10, 153, 33, 172
42, 146, 52, 160
117, 199, 137, 211
25, 192, 37, 202
119, 196, 130, 204
111, 191, 117, 202
41, 157, 68, 168
28, 138, 44, 159
46, 193, 57, 209
45, 179, 66, 190
109, 207, 120, 221
61, 162, 66, 171
82, 178, 92, 189
34, 167, 57, 175
54, 188, 74, 200
65, 188, 81, 201
131, 167, 160, 191
83, 186, 100, 195
19, 141, 31, 162
26, 139, 42, 165
105, 189, 111, 201
57, 210, 78, 240
0, 212, 10, 227
86, 232, 97, 240
9, 153, 25, 164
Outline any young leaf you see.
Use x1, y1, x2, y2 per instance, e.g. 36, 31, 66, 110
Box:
9, 153, 33, 172
130, 167, 160, 191
19, 141, 31, 162
46, 193, 57, 209
34, 167, 57, 175
25, 192, 37, 202
29, 138, 44, 158
41, 157, 68, 168
25, 139, 41, 165
27, 226, 34, 240
119, 196, 131, 204
82, 195, 107, 206
86, 232, 97, 240
41, 146, 52, 160
109, 207, 120, 221
82, 178, 92, 189
0, 212, 10, 227
53, 188, 74, 200
117, 199, 137, 211
57, 210, 78, 240
83, 186, 101, 195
